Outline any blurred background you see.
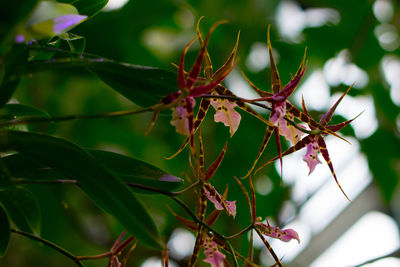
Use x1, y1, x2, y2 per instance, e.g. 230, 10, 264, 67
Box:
1, 0, 400, 266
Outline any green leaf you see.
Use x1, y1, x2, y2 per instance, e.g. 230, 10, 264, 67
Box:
0, 205, 10, 257
87, 61, 177, 106
87, 149, 184, 192
0, 130, 163, 249
361, 128, 400, 203
0, 187, 40, 235
58, 0, 108, 17
3, 150, 183, 193
0, 104, 50, 120
15, 57, 177, 107
0, 79, 20, 109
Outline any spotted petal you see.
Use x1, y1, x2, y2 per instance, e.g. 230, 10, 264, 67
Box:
211, 98, 241, 137
203, 235, 225, 267
255, 221, 300, 243
302, 137, 321, 174
170, 97, 195, 135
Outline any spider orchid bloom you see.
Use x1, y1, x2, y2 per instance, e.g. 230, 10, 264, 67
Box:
255, 219, 300, 243
255, 86, 360, 200
202, 234, 226, 267
241, 26, 306, 178
203, 182, 236, 218
148, 20, 237, 136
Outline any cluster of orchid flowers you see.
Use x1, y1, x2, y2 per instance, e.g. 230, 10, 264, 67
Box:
150, 18, 358, 267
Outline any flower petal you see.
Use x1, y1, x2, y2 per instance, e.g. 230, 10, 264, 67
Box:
203, 236, 225, 267
211, 98, 241, 136
302, 137, 321, 174
255, 221, 300, 243
170, 97, 195, 135
278, 117, 305, 145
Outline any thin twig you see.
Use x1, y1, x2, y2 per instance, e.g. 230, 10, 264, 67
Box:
225, 224, 253, 240
0, 106, 154, 128
11, 229, 84, 267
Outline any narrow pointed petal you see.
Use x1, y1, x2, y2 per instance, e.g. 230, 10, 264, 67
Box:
326, 111, 362, 133
241, 71, 273, 97
204, 142, 228, 181
286, 101, 350, 143
267, 25, 282, 94
212, 31, 240, 80
254, 134, 313, 175
167, 207, 197, 230
145, 111, 159, 136
242, 126, 274, 179
189, 58, 238, 97
196, 17, 214, 78
187, 20, 227, 89
320, 85, 352, 126
178, 37, 198, 90
318, 136, 350, 200
274, 127, 283, 181
205, 209, 223, 226
272, 60, 306, 101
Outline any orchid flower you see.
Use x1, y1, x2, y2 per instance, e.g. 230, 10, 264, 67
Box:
147, 19, 237, 136
254, 86, 360, 200
166, 20, 276, 160
241, 26, 307, 178
242, 26, 350, 179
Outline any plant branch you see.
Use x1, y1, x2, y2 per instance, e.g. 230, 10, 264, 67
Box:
0, 106, 154, 128
10, 229, 84, 267
225, 224, 253, 239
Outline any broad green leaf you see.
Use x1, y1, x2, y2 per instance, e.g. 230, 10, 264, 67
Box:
0, 205, 10, 257
58, 0, 109, 17
0, 104, 50, 120
87, 149, 184, 192
0, 187, 40, 235
0, 130, 163, 249
3, 150, 184, 193
14, 57, 177, 107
